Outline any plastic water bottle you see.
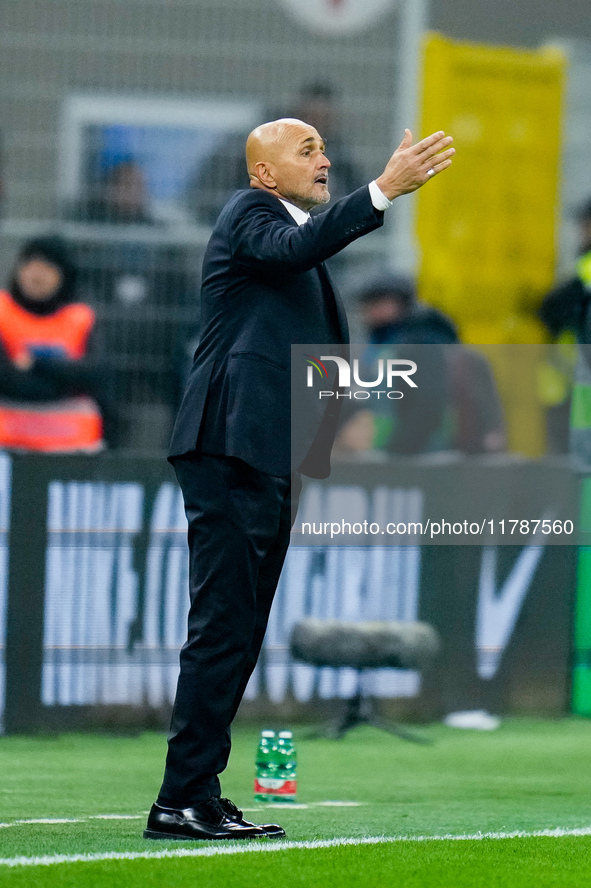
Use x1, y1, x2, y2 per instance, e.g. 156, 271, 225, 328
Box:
276, 730, 297, 802
254, 729, 298, 802
254, 730, 277, 802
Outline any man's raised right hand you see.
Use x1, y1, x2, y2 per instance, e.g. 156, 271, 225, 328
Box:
375, 129, 455, 201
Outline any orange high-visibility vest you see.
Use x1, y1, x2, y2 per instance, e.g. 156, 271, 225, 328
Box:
0, 290, 104, 452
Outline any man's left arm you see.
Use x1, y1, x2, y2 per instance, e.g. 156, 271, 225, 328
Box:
231, 185, 385, 273
232, 128, 453, 273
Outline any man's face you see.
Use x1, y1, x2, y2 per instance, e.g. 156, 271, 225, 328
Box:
267, 124, 331, 212
108, 163, 147, 213
296, 98, 336, 140
16, 258, 63, 302
361, 295, 407, 329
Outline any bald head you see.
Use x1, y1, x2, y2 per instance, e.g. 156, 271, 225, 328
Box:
245, 117, 331, 212
246, 118, 311, 178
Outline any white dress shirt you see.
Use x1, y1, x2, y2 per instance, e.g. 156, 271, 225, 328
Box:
279, 180, 391, 226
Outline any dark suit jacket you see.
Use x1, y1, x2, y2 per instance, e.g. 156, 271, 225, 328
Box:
169, 185, 384, 477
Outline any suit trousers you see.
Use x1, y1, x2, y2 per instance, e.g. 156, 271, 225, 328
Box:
157, 452, 301, 806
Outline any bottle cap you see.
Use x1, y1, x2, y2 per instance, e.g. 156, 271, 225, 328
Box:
278, 730, 293, 738
261, 730, 276, 738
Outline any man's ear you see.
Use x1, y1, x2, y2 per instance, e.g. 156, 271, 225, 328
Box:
254, 162, 276, 189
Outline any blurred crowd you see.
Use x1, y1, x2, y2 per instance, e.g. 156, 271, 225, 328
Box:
333, 273, 506, 459
0, 82, 589, 459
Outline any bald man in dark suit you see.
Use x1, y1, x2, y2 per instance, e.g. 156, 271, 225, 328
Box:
145, 119, 454, 841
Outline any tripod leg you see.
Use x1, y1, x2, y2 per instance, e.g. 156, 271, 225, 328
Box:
332, 672, 369, 738
369, 713, 433, 744
334, 692, 365, 738
303, 692, 365, 740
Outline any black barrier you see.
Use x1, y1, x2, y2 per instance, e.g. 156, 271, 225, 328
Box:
3, 453, 176, 733
0, 453, 578, 733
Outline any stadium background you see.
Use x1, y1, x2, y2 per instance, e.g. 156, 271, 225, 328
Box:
0, 1, 590, 450
1, 2, 591, 884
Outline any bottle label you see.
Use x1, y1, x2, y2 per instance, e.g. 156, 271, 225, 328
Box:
254, 778, 297, 795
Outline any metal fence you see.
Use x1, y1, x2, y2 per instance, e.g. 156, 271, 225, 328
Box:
1, 0, 402, 222
1, 0, 407, 446
1, 3, 590, 447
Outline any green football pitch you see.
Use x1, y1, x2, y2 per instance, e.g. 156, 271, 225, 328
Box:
1, 719, 591, 887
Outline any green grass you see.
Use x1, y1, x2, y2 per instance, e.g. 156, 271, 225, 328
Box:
1, 719, 591, 886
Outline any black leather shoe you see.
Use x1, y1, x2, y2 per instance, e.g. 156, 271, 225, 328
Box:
217, 797, 286, 839
143, 799, 268, 841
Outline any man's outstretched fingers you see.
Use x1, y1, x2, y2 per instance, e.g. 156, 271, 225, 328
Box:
425, 158, 453, 180
423, 145, 455, 168
414, 131, 447, 154
423, 136, 454, 161
397, 128, 414, 151
377, 128, 454, 198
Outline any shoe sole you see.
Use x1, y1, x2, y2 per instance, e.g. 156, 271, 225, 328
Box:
143, 828, 270, 841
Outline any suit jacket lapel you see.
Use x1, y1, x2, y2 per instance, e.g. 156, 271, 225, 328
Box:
275, 201, 349, 345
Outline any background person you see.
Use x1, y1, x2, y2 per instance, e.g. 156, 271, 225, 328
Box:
71, 158, 155, 225
335, 272, 505, 456
358, 270, 459, 346
539, 197, 591, 457
186, 82, 364, 225
0, 235, 114, 451
539, 197, 591, 343
289, 82, 363, 207
66, 158, 198, 448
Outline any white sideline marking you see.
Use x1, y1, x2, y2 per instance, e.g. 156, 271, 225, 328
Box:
0, 815, 144, 828
0, 819, 81, 827
92, 815, 146, 821
2, 827, 591, 868
0, 802, 363, 828
315, 801, 362, 807
244, 804, 310, 810
244, 802, 363, 810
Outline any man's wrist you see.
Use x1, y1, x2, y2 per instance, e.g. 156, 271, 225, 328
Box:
369, 180, 393, 211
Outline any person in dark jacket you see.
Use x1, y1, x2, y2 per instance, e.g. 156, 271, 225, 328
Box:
335, 272, 505, 456
186, 83, 363, 226
539, 198, 591, 454
145, 118, 454, 842
539, 198, 591, 342
0, 236, 114, 450
356, 271, 459, 454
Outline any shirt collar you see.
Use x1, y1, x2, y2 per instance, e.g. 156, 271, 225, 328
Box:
279, 199, 310, 226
